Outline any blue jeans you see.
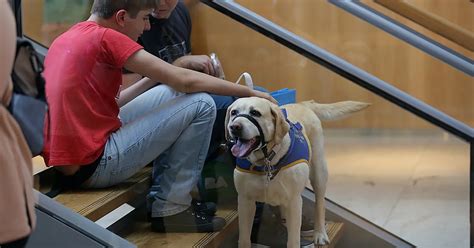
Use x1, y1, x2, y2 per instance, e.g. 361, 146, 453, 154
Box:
83, 85, 216, 217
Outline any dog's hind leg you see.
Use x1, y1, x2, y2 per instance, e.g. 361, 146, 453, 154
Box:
281, 197, 302, 248
309, 125, 330, 245
238, 196, 256, 248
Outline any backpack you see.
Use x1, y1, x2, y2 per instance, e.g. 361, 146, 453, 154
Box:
8, 37, 47, 157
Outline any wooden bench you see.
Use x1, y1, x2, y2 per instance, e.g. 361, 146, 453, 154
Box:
53, 167, 152, 221
33, 155, 152, 222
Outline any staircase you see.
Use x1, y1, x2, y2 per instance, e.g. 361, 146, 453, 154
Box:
33, 156, 345, 247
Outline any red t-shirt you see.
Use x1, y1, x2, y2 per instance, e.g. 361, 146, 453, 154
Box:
42, 21, 142, 166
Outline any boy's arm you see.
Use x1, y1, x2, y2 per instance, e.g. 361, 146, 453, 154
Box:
117, 77, 155, 107
123, 49, 276, 103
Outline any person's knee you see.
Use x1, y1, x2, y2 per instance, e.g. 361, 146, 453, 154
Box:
192, 92, 216, 118
153, 84, 181, 98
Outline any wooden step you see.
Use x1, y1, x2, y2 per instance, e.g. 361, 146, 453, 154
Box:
33, 156, 48, 175
54, 167, 152, 221
33, 156, 49, 190
316, 222, 344, 248
251, 221, 344, 248
124, 206, 238, 248
125, 209, 343, 248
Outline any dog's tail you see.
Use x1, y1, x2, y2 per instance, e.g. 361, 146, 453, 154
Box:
301, 100, 370, 121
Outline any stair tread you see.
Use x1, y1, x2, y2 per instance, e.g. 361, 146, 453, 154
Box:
251, 221, 344, 248
316, 222, 344, 248
33, 156, 48, 175
54, 167, 152, 221
124, 207, 238, 248
125, 209, 343, 248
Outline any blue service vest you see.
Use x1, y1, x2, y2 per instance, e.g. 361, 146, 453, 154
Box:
235, 109, 311, 177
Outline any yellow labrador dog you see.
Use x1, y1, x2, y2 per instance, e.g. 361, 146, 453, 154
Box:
225, 97, 369, 247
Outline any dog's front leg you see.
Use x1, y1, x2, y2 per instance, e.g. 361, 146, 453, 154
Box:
313, 177, 330, 245
281, 197, 302, 248
238, 196, 256, 248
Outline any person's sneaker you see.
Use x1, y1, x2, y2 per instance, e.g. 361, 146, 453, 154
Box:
192, 199, 217, 216
151, 207, 226, 233
300, 215, 314, 237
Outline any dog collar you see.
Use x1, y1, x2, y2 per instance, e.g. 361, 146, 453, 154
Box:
235, 110, 311, 180
231, 113, 266, 147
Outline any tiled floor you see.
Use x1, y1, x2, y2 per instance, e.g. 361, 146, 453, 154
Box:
324, 130, 469, 248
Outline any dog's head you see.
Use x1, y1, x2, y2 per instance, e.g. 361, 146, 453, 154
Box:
225, 97, 290, 159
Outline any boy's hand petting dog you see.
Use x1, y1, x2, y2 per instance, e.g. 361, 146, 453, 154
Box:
252, 90, 278, 105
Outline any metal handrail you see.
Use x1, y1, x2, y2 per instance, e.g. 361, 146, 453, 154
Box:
201, 2, 473, 246
374, 0, 474, 51
201, 0, 474, 142
330, 0, 473, 76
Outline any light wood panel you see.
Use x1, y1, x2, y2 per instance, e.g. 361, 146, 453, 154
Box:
20, 0, 473, 129
22, 0, 44, 41
188, 0, 474, 129
406, 0, 474, 33
375, 0, 474, 51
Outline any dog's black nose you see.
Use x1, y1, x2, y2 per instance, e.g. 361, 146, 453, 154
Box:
230, 123, 242, 135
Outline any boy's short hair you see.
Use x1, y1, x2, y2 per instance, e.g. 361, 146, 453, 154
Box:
91, 0, 158, 19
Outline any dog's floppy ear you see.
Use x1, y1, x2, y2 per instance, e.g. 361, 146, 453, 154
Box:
270, 102, 290, 145
224, 101, 235, 141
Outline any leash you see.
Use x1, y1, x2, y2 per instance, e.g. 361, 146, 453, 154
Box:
234, 72, 254, 89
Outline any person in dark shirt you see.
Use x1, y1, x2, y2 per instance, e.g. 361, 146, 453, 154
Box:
139, 0, 250, 161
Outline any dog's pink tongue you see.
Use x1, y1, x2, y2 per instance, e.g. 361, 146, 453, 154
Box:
231, 139, 255, 158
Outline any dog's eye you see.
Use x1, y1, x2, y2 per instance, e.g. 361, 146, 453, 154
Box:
230, 109, 238, 116
250, 110, 261, 117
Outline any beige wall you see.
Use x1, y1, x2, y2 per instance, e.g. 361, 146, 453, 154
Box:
22, 0, 43, 43
188, 0, 473, 129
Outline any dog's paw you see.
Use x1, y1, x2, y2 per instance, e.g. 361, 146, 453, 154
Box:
314, 231, 330, 245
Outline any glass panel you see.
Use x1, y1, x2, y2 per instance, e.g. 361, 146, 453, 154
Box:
188, 2, 469, 247
233, 0, 474, 128
20, 0, 470, 247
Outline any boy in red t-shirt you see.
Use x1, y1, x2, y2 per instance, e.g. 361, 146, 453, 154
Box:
43, 0, 275, 233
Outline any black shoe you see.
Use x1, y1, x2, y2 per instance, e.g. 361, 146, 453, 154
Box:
151, 207, 226, 233
147, 200, 217, 221
192, 199, 217, 216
